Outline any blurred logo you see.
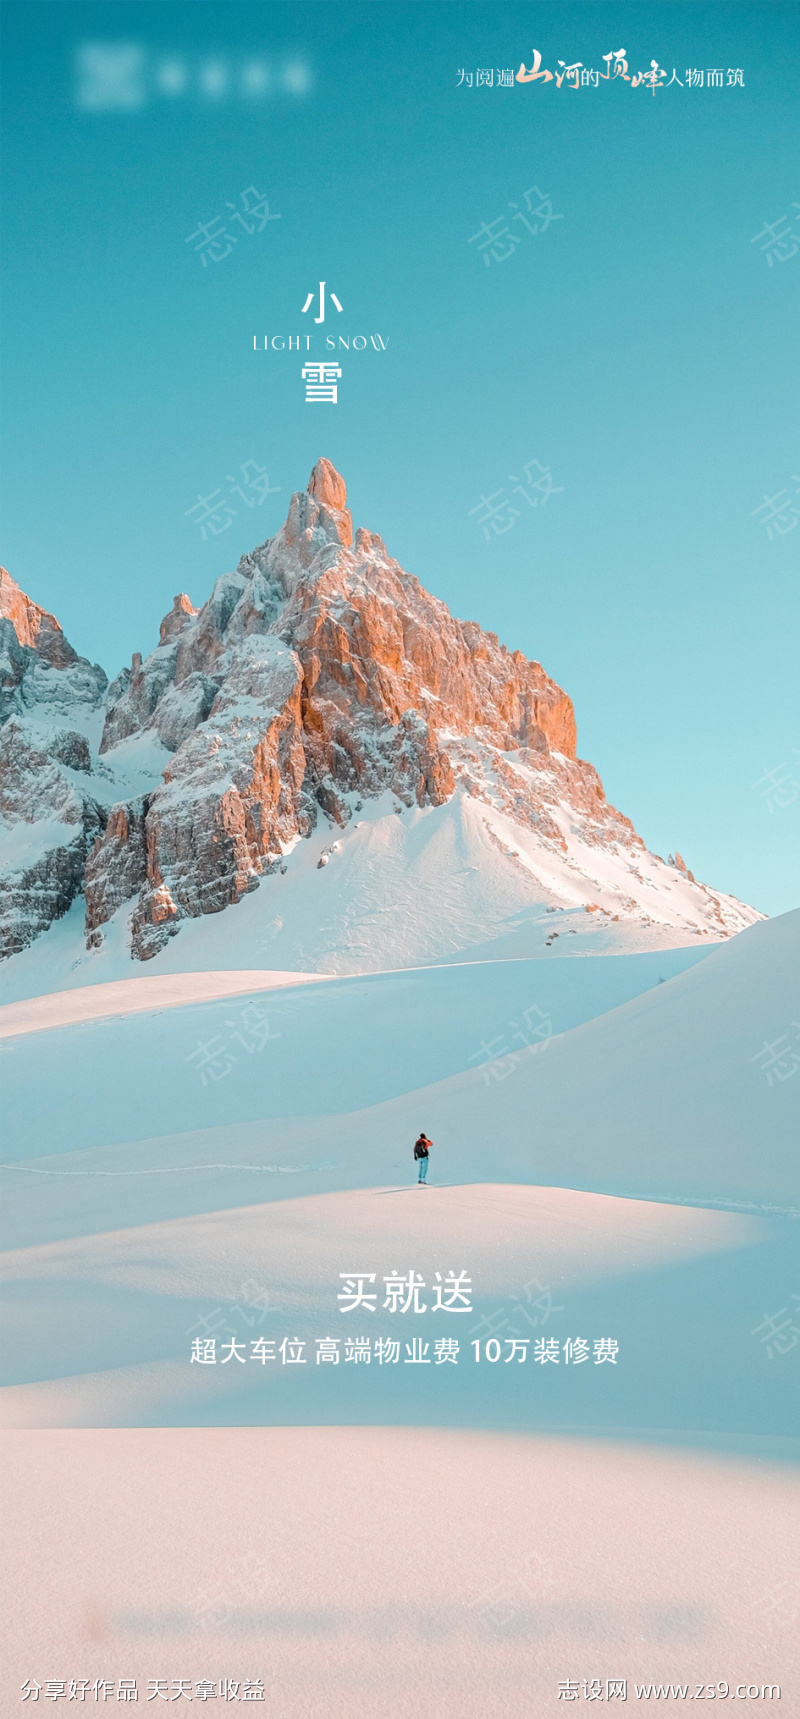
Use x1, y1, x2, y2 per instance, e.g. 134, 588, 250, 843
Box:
75, 42, 312, 111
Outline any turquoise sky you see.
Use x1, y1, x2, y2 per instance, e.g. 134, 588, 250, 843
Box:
2, 2, 798, 914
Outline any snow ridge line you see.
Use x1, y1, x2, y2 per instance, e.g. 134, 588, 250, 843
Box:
1, 1164, 796, 1214
649, 1192, 800, 1221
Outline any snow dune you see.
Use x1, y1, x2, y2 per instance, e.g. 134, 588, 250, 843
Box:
1, 1183, 795, 1448
2, 1424, 797, 1718
0, 968, 330, 1040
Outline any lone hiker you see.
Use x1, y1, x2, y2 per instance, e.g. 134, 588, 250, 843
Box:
414, 1132, 432, 1183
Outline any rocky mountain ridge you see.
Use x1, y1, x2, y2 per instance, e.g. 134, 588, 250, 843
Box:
0, 460, 761, 966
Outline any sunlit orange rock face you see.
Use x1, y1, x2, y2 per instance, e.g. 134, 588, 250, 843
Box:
0, 567, 78, 670
6, 461, 733, 964
79, 460, 602, 956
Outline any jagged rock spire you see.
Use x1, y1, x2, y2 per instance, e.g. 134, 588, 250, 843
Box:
159, 593, 198, 646
308, 458, 348, 512
0, 566, 78, 669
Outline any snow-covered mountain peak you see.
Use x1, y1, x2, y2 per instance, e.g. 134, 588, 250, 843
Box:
0, 464, 763, 970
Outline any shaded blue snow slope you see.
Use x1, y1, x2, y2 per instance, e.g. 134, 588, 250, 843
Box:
369, 908, 800, 1212
1, 946, 708, 1159
1, 915, 796, 1244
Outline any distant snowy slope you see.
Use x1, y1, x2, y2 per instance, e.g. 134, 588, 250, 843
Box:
0, 786, 757, 1005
